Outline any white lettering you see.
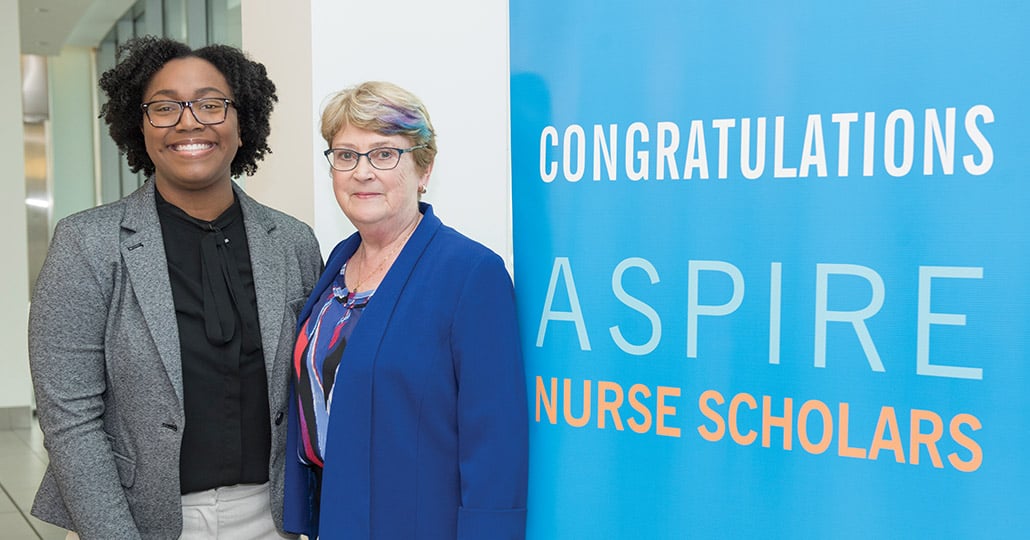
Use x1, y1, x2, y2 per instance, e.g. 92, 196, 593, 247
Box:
610, 258, 663, 355
917, 266, 984, 379
688, 261, 745, 358
537, 257, 592, 350
814, 264, 885, 371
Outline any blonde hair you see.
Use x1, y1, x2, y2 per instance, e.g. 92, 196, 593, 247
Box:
321, 81, 437, 173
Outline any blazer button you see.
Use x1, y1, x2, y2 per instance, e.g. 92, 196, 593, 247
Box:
274, 412, 284, 426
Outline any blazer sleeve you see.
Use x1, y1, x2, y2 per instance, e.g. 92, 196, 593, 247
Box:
451, 252, 529, 540
28, 220, 142, 540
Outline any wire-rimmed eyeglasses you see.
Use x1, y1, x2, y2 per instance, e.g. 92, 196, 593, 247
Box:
141, 98, 235, 128
323, 145, 426, 171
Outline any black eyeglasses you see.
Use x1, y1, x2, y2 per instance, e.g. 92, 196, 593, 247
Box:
323, 145, 426, 171
141, 98, 234, 128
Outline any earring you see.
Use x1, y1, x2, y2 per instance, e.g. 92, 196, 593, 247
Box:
418, 185, 427, 194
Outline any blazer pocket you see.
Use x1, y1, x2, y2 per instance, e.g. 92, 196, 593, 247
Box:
104, 432, 137, 488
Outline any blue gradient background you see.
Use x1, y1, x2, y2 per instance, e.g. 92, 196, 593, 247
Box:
511, 1, 1029, 538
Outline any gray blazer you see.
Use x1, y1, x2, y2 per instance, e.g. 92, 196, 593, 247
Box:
28, 180, 322, 539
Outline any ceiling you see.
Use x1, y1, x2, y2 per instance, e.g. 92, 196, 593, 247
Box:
19, 0, 136, 56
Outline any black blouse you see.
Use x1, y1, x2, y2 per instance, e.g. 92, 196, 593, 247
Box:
156, 188, 270, 494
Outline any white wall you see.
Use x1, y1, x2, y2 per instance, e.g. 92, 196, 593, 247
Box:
0, 2, 33, 410
244, 0, 512, 268
241, 0, 316, 227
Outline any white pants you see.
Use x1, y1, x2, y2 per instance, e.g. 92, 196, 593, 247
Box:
180, 482, 292, 539
67, 482, 292, 539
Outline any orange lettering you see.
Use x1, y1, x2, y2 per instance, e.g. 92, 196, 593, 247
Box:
597, 381, 624, 430
837, 403, 867, 459
909, 409, 944, 467
869, 406, 905, 463
762, 396, 793, 450
656, 386, 681, 437
948, 413, 982, 473
697, 389, 725, 441
627, 384, 653, 434
563, 378, 591, 428
729, 393, 758, 446
798, 400, 833, 455
535, 376, 557, 423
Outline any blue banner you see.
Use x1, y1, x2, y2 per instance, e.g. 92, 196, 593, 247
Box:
510, 2, 1029, 538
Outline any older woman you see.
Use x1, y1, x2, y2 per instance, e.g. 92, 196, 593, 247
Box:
28, 36, 321, 539
284, 81, 528, 539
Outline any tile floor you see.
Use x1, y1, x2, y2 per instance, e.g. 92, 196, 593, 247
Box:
0, 417, 310, 540
0, 419, 67, 540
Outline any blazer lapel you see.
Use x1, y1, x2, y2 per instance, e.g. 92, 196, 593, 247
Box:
120, 180, 184, 407
323, 203, 440, 535
237, 186, 286, 381
341, 203, 442, 369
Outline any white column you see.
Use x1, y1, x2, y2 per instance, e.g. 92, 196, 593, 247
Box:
0, 1, 33, 423
240, 0, 317, 228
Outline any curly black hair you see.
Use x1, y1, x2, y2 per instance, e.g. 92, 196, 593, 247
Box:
98, 35, 278, 178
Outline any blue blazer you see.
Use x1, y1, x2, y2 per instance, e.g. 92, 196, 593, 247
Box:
284, 203, 528, 539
